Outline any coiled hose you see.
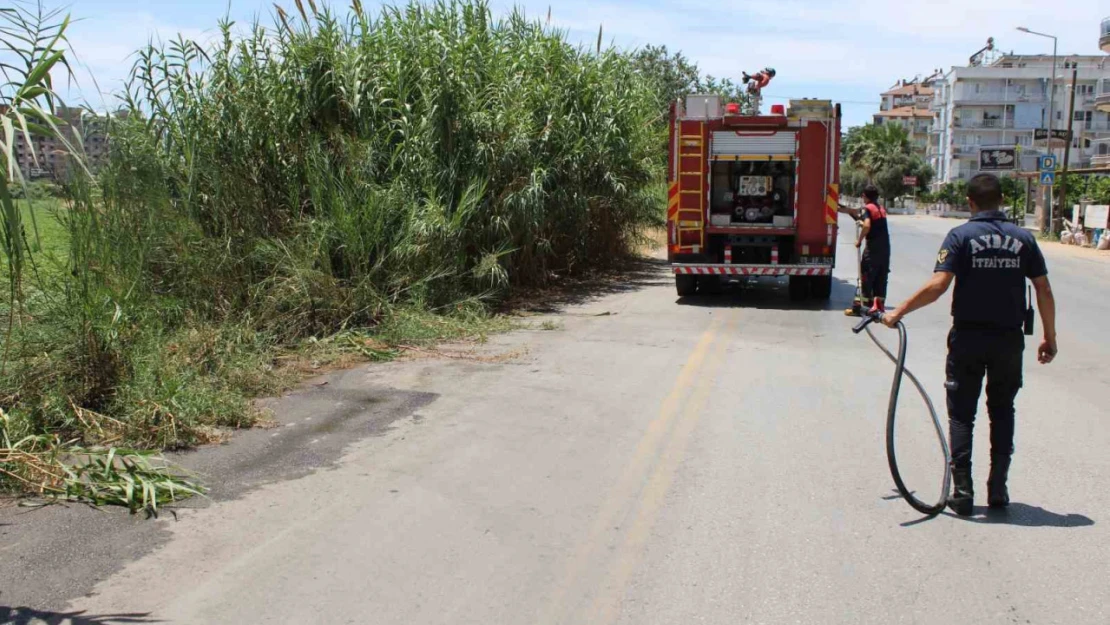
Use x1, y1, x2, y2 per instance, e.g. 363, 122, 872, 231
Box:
853, 315, 953, 516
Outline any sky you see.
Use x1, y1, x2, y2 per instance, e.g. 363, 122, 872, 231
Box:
59, 0, 1108, 128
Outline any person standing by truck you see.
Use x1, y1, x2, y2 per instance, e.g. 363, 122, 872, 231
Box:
843, 185, 891, 314
881, 173, 1058, 515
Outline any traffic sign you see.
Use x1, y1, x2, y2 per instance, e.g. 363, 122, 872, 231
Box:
1039, 155, 1057, 171
903, 176, 917, 186
1040, 171, 1056, 186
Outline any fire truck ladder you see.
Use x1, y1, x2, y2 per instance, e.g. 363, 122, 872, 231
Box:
677, 132, 705, 249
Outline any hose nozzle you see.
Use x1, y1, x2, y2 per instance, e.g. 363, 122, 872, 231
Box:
852, 311, 884, 334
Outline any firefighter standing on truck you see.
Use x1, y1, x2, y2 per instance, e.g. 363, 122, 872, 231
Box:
881, 173, 1058, 516
855, 185, 891, 314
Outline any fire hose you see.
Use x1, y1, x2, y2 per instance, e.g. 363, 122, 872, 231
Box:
848, 220, 951, 517
853, 313, 952, 516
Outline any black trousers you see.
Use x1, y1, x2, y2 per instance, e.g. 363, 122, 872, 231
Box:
946, 326, 1025, 472
861, 247, 889, 299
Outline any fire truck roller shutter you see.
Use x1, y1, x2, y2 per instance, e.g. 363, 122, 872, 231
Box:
711, 131, 797, 156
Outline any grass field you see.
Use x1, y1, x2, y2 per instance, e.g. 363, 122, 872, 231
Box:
0, 198, 69, 278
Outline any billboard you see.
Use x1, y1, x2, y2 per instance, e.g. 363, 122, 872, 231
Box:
979, 148, 1017, 171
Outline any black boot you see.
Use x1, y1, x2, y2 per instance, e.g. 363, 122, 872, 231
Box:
988, 457, 1011, 509
948, 467, 974, 516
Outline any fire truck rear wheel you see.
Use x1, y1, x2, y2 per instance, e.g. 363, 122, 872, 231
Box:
676, 275, 698, 297
788, 276, 810, 301
810, 275, 833, 300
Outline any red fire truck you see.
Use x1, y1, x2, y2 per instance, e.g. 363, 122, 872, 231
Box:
666, 95, 842, 300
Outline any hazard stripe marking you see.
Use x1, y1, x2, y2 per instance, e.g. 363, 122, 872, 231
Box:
672, 265, 831, 276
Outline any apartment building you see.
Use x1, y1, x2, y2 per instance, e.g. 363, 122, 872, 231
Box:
930, 53, 1110, 186
1092, 17, 1110, 167
7, 106, 112, 181
873, 79, 936, 156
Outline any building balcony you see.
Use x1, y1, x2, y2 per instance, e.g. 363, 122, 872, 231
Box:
1097, 90, 1110, 114
1092, 136, 1110, 166
1101, 17, 1110, 54
954, 119, 1014, 130
954, 93, 1045, 105
951, 145, 981, 157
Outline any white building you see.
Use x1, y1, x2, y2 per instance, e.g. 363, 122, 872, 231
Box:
930, 53, 1110, 186
1092, 17, 1110, 167
873, 79, 936, 157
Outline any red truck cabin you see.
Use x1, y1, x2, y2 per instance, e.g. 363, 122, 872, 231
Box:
667, 95, 842, 300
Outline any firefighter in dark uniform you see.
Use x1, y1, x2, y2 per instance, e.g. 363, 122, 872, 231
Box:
882, 174, 1058, 516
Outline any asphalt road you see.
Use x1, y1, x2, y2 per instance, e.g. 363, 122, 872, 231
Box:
6, 215, 1109, 624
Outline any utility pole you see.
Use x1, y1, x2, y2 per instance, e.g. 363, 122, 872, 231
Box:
1057, 67, 1078, 234
1018, 27, 1058, 234
1047, 39, 1058, 234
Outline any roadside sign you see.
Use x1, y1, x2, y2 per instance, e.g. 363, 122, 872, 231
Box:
1039, 155, 1057, 171
1085, 205, 1109, 229
1040, 171, 1056, 186
903, 176, 917, 186
1034, 129, 1071, 144
980, 148, 1016, 171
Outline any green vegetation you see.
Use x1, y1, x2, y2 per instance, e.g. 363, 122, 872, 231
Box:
630, 44, 748, 109
2, 2, 204, 510
841, 123, 933, 203
1058, 172, 1110, 210
3, 0, 733, 502
0, 198, 68, 275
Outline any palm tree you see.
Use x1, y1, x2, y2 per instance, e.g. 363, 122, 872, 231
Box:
844, 123, 912, 180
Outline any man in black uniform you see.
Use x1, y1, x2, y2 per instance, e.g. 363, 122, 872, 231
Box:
881, 174, 1058, 516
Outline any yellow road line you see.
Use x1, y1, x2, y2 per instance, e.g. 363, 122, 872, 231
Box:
537, 318, 723, 625
588, 316, 736, 624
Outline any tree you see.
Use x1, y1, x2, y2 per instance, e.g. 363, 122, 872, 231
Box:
1085, 176, 1110, 204
1000, 176, 1026, 215
873, 154, 913, 205
630, 46, 747, 111
842, 123, 930, 203
630, 45, 700, 110
936, 180, 968, 206
840, 165, 868, 198
908, 157, 934, 192
695, 75, 747, 105
843, 123, 913, 180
